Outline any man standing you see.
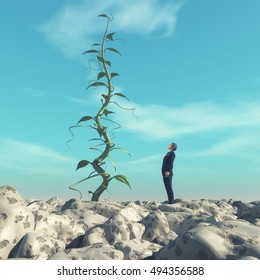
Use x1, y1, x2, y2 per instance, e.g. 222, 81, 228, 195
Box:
162, 143, 177, 204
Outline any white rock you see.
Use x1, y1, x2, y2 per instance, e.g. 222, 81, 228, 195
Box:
26, 200, 49, 212
255, 219, 260, 227
46, 197, 64, 210
124, 202, 150, 219
104, 213, 131, 245
62, 209, 107, 230
12, 231, 65, 259
142, 210, 169, 241
163, 199, 237, 235
83, 225, 108, 246
26, 197, 64, 212
61, 199, 123, 218
117, 206, 143, 222
114, 239, 162, 260
48, 243, 124, 260
155, 219, 260, 260
153, 230, 178, 246
2, 186, 260, 260
128, 222, 146, 240
0, 186, 35, 259
236, 202, 260, 223
34, 210, 85, 244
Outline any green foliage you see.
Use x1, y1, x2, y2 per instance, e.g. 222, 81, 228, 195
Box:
67, 14, 135, 201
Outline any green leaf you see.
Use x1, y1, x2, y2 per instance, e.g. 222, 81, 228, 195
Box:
92, 43, 101, 47
103, 109, 115, 117
91, 141, 113, 148
77, 116, 93, 124
89, 146, 103, 154
107, 155, 116, 171
97, 56, 105, 64
111, 72, 119, 79
98, 14, 110, 19
89, 126, 98, 132
97, 56, 111, 67
106, 47, 121, 56
106, 32, 116, 41
98, 72, 107, 80
111, 175, 131, 189
83, 49, 100, 55
76, 160, 91, 171
112, 93, 129, 101
87, 82, 107, 90
111, 147, 131, 156
88, 138, 106, 143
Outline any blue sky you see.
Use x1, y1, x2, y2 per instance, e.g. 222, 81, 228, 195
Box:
1, 0, 260, 202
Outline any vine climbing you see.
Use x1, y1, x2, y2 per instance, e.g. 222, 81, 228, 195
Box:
67, 14, 135, 201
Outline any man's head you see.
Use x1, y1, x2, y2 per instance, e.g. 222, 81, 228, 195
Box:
168, 143, 177, 151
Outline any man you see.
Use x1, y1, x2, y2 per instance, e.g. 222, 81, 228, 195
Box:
162, 143, 177, 204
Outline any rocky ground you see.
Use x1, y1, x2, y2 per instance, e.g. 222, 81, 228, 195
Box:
0, 185, 260, 260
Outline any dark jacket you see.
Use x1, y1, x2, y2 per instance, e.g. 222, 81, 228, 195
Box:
162, 151, 175, 176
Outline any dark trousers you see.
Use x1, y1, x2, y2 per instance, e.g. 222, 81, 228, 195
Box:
163, 176, 174, 204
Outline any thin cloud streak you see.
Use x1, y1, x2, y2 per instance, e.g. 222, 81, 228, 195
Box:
122, 154, 162, 165
189, 134, 259, 157
66, 97, 90, 106
112, 99, 260, 139
23, 87, 90, 107
38, 0, 184, 59
0, 138, 74, 175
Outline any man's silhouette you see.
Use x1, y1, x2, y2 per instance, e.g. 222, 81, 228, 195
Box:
162, 143, 177, 204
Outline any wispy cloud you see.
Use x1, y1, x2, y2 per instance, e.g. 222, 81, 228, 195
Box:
110, 0, 183, 37
65, 96, 90, 106
190, 133, 259, 157
0, 138, 74, 175
23, 87, 50, 98
111, 99, 260, 140
38, 0, 184, 58
23, 87, 90, 107
122, 154, 162, 165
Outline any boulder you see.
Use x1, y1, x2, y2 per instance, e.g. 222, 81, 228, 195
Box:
0, 186, 35, 259
114, 238, 161, 260
104, 213, 131, 245
12, 231, 64, 259
236, 202, 260, 224
83, 225, 108, 246
48, 243, 124, 260
34, 209, 86, 244
155, 219, 260, 260
142, 210, 169, 241
61, 199, 123, 218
